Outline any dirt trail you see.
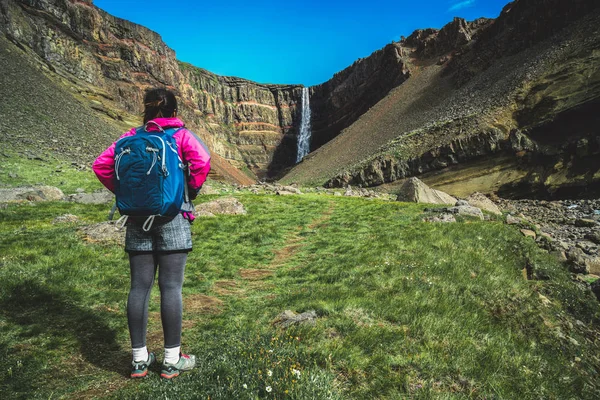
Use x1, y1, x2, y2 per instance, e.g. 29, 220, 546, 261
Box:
233, 202, 336, 288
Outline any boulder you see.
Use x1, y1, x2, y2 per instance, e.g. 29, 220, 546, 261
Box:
586, 257, 600, 275
575, 219, 597, 228
506, 214, 521, 225
0, 186, 64, 202
396, 177, 457, 205
199, 185, 220, 195
445, 205, 484, 220
195, 197, 247, 216
566, 248, 590, 274
281, 186, 302, 195
576, 240, 598, 255
466, 192, 502, 215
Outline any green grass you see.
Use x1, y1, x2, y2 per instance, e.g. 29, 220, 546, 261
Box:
0, 154, 103, 194
1, 176, 599, 398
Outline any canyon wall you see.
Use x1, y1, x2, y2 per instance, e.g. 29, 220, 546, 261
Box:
0, 0, 304, 180
305, 17, 492, 153
285, 0, 600, 199
308, 43, 410, 150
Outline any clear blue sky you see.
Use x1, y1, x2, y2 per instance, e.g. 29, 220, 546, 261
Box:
94, 0, 510, 86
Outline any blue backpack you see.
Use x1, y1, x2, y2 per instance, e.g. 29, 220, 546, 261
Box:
113, 122, 187, 231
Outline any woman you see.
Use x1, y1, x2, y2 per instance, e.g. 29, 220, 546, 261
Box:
93, 88, 211, 379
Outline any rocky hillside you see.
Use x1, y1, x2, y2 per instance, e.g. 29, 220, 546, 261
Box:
281, 0, 600, 199
0, 0, 305, 181
307, 17, 491, 153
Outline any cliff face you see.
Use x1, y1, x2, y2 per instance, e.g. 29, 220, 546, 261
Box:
0, 0, 303, 181
179, 66, 303, 176
282, 0, 600, 199
309, 43, 410, 150
306, 17, 492, 153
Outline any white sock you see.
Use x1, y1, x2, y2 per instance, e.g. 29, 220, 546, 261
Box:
132, 346, 149, 363
164, 346, 181, 365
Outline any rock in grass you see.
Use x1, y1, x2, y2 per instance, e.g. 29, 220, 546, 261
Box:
79, 222, 125, 245
549, 250, 568, 263
566, 248, 590, 274
423, 213, 456, 223
273, 310, 317, 328
282, 186, 302, 194
466, 192, 502, 215
68, 189, 113, 204
276, 190, 297, 196
53, 214, 80, 224
586, 257, 600, 275
520, 229, 537, 239
196, 196, 246, 216
0, 186, 64, 202
396, 177, 456, 205
506, 214, 521, 225
199, 184, 220, 195
446, 205, 484, 220
196, 210, 216, 217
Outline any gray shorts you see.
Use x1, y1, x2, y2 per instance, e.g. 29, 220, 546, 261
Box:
125, 213, 192, 253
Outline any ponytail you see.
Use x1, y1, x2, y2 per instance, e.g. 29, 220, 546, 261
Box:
143, 88, 178, 124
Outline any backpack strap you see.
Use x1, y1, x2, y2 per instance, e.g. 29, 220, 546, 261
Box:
163, 127, 183, 137
162, 128, 190, 203
145, 121, 164, 132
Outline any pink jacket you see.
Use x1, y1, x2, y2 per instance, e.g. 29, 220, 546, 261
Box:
92, 117, 211, 194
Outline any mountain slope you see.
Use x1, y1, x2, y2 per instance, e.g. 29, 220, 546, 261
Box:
281, 0, 600, 199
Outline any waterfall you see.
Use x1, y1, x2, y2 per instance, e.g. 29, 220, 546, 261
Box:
296, 87, 312, 163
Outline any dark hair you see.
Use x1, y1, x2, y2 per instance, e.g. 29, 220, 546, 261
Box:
143, 88, 178, 124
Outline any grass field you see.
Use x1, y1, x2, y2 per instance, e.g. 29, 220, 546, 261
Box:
1, 162, 600, 399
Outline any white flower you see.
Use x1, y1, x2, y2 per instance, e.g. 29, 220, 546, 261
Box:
292, 368, 301, 378
268, 349, 274, 353
266, 386, 272, 393
243, 384, 248, 389
267, 369, 273, 377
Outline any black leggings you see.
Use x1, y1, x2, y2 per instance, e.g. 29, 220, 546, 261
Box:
127, 252, 187, 349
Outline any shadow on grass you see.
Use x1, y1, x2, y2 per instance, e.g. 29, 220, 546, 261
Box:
0, 279, 130, 378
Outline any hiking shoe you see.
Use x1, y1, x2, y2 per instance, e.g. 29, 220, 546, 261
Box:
161, 353, 196, 379
130, 352, 155, 378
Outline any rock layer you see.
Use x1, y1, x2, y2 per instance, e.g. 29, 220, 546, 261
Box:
0, 0, 304, 180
